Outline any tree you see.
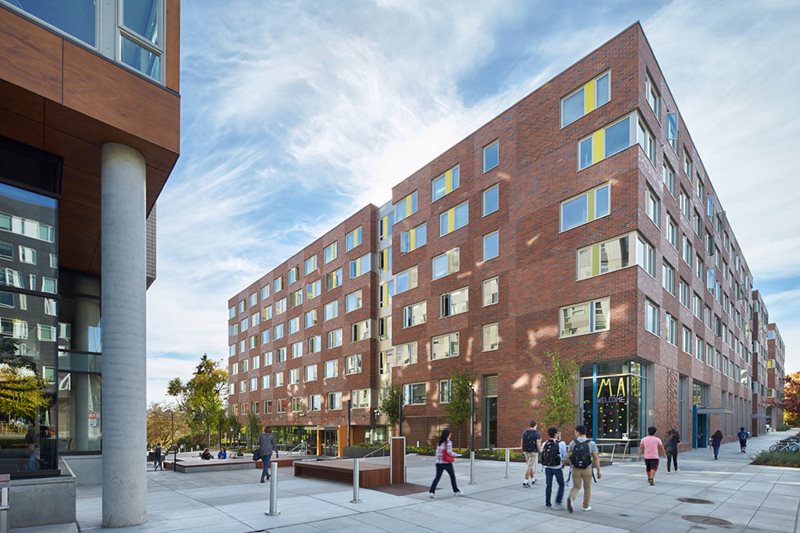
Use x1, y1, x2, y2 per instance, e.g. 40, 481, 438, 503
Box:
447, 369, 476, 428
167, 354, 228, 448
247, 412, 260, 449
0, 366, 50, 421
226, 414, 243, 445
379, 385, 402, 433
540, 349, 579, 428
146, 403, 190, 447
782, 371, 800, 426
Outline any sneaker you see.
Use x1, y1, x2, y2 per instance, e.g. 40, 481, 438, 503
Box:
454, 491, 464, 496
428, 492, 436, 499
522, 481, 530, 488
566, 498, 573, 513
553, 504, 565, 510
582, 506, 592, 512
649, 479, 654, 486
545, 505, 552, 510
531, 478, 537, 485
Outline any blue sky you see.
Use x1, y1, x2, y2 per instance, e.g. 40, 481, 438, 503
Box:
145, 0, 800, 404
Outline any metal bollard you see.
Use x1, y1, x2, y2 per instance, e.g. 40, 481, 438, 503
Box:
0, 474, 9, 533
351, 458, 362, 503
504, 448, 510, 479
265, 461, 280, 516
469, 450, 477, 485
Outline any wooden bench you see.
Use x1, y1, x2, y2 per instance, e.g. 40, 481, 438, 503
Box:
293, 459, 390, 488
164, 455, 313, 473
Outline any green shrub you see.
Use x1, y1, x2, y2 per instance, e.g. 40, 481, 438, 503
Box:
776, 424, 792, 432
405, 445, 526, 462
751, 451, 800, 468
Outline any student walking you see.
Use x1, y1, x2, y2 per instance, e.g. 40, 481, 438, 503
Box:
542, 427, 567, 510
737, 427, 750, 453
664, 429, 680, 472
566, 425, 601, 513
258, 426, 278, 483
637, 426, 665, 486
428, 429, 463, 498
521, 420, 542, 487
711, 430, 723, 460
153, 443, 163, 471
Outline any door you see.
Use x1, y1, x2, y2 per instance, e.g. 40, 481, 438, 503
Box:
323, 429, 338, 456
483, 398, 497, 448
696, 414, 708, 448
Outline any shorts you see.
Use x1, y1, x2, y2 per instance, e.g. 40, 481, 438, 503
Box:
524, 451, 538, 468
644, 458, 659, 472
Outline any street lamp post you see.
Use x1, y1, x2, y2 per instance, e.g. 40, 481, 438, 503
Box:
470, 386, 475, 451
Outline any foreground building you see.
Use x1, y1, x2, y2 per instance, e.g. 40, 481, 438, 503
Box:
0, 0, 180, 528
766, 322, 785, 429
228, 23, 772, 454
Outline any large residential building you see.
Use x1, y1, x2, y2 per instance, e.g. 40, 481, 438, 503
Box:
0, 0, 180, 528
227, 23, 773, 455
751, 290, 770, 436
766, 323, 785, 429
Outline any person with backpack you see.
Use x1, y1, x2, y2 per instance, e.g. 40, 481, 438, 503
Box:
736, 427, 750, 453
542, 427, 567, 510
711, 430, 723, 459
153, 443, 163, 471
520, 420, 542, 487
637, 426, 665, 486
566, 425, 600, 512
664, 428, 680, 472
428, 429, 463, 498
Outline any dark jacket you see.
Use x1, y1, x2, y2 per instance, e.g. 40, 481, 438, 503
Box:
711, 434, 723, 447
258, 433, 277, 457
664, 432, 680, 451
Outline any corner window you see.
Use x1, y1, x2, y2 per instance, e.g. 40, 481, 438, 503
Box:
345, 226, 363, 252
645, 74, 661, 119
324, 242, 338, 264
400, 222, 427, 253
394, 191, 418, 222
645, 186, 660, 227
559, 298, 610, 338
560, 183, 610, 232
645, 299, 659, 336
561, 71, 610, 127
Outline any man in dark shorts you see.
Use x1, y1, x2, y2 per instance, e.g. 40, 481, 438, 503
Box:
637, 426, 665, 486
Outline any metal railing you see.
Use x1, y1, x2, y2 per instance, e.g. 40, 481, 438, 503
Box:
362, 442, 390, 459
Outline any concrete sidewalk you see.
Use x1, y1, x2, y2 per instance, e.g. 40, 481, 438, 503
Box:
14, 430, 800, 532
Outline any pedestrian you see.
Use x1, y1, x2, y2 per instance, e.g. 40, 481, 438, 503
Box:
258, 426, 278, 483
664, 428, 680, 472
637, 426, 665, 486
736, 427, 750, 453
521, 419, 542, 487
566, 425, 601, 513
200, 448, 213, 460
217, 446, 227, 459
153, 442, 163, 471
711, 430, 723, 460
428, 429, 463, 498
765, 423, 771, 433
542, 427, 567, 510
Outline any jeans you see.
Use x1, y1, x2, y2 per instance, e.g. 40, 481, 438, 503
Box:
261, 453, 272, 479
545, 467, 564, 507
154, 455, 162, 471
666, 449, 678, 471
712, 444, 720, 459
429, 463, 459, 493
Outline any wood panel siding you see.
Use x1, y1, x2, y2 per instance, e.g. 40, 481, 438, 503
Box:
166, 0, 180, 92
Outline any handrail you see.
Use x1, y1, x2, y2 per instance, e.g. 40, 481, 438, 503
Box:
287, 441, 307, 454
362, 442, 390, 459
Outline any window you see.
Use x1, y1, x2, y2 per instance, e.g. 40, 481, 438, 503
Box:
441, 287, 468, 317
288, 266, 299, 285
395, 342, 418, 365
662, 262, 675, 294
679, 188, 690, 218
37, 324, 56, 342
682, 326, 692, 354
261, 330, 270, 344
304, 310, 317, 328
560, 183, 610, 231
379, 351, 392, 375
561, 71, 610, 127
379, 247, 391, 272
432, 248, 460, 279
352, 388, 371, 408
577, 233, 631, 280
645, 74, 661, 119
327, 329, 343, 348
403, 383, 427, 405
665, 314, 677, 345
324, 242, 338, 264
229, 306, 236, 319
559, 298, 610, 338
400, 222, 426, 253
696, 178, 705, 200
636, 236, 655, 277
274, 323, 284, 339
42, 277, 57, 294
645, 186, 660, 226
483, 184, 499, 216
637, 118, 656, 162
262, 305, 273, 321
345, 353, 362, 375
274, 277, 283, 293
16, 245, 36, 265
684, 152, 693, 179
578, 114, 636, 170
345, 226, 362, 251
679, 278, 690, 307
324, 360, 338, 378
695, 337, 704, 362
693, 292, 702, 318
328, 392, 342, 410
275, 298, 287, 315
324, 300, 338, 321
274, 372, 284, 387
308, 335, 322, 353
402, 301, 427, 328
482, 231, 499, 261
379, 281, 394, 308
305, 255, 318, 274
439, 202, 468, 236
482, 323, 499, 351
662, 163, 676, 196
432, 165, 460, 201
305, 364, 317, 382
289, 368, 300, 384
693, 210, 702, 236
250, 377, 258, 392
395, 266, 418, 293
667, 112, 678, 151
378, 213, 393, 242
483, 140, 499, 172
289, 289, 302, 307
682, 235, 693, 264
431, 332, 460, 360
291, 341, 302, 358
325, 268, 343, 289
349, 253, 371, 278
306, 280, 321, 300
345, 290, 362, 312
308, 394, 322, 411
706, 267, 715, 293
351, 320, 370, 341
706, 195, 714, 217
394, 191, 418, 222
262, 375, 270, 389
439, 380, 452, 403
251, 313, 260, 327
482, 277, 499, 306
263, 351, 273, 366
291, 397, 303, 412
645, 300, 659, 336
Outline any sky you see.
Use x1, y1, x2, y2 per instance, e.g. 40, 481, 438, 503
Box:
145, 0, 800, 405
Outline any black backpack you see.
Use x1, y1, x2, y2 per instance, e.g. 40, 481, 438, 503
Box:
541, 439, 562, 467
571, 440, 592, 469
522, 429, 539, 452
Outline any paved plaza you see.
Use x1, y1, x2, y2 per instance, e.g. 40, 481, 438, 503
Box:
15, 431, 800, 532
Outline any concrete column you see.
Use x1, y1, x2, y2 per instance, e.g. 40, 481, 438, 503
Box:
100, 143, 147, 527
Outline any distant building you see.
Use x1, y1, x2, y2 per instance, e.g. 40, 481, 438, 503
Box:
766, 323, 785, 429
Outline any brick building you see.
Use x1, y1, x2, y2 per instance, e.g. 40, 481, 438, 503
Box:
766, 323, 785, 429
227, 22, 771, 454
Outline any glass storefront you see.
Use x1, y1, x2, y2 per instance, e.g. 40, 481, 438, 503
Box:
580, 360, 648, 443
